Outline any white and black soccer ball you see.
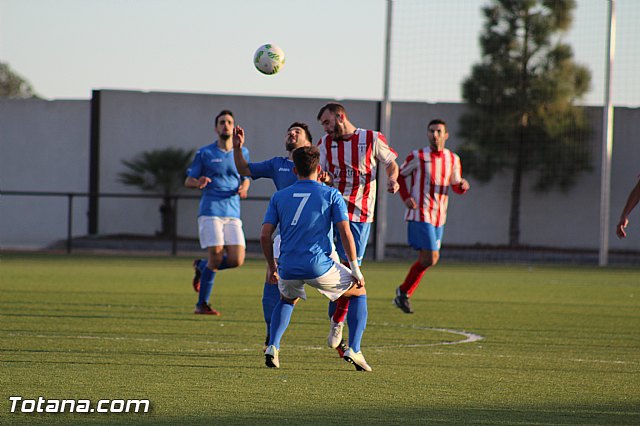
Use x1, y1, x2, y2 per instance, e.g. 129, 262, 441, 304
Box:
253, 44, 285, 75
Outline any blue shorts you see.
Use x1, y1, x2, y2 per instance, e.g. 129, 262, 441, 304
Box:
407, 221, 444, 251
335, 222, 371, 265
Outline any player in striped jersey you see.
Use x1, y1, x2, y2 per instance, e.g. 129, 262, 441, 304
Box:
394, 119, 470, 313
316, 102, 400, 352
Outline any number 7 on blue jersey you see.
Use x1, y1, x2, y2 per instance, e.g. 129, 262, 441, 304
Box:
291, 193, 311, 225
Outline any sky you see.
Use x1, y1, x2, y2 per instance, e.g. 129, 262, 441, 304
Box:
1, 0, 638, 106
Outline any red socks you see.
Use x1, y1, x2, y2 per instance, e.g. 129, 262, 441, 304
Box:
332, 261, 428, 322
332, 296, 350, 323
399, 261, 428, 297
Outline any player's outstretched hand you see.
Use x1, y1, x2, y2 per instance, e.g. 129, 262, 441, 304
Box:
197, 176, 212, 189
387, 179, 399, 193
267, 265, 279, 284
318, 170, 333, 186
460, 178, 470, 191
616, 217, 628, 238
404, 197, 417, 210
350, 267, 365, 288
232, 125, 245, 149
352, 275, 365, 288
237, 186, 248, 199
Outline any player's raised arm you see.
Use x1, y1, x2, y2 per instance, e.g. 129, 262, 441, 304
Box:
233, 126, 252, 177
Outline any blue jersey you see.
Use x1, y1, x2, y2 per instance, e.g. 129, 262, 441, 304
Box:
263, 179, 349, 280
248, 157, 297, 190
187, 141, 250, 218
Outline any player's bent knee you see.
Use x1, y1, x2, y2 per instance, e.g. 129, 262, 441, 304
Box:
419, 251, 439, 268
343, 285, 366, 298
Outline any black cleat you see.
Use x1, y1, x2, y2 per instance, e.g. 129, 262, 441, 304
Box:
393, 287, 414, 314
264, 345, 280, 368
194, 302, 221, 316
336, 339, 348, 358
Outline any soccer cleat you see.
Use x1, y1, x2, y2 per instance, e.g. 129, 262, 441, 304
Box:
263, 334, 270, 353
343, 348, 372, 372
192, 259, 201, 293
194, 302, 221, 316
264, 345, 280, 368
336, 339, 348, 358
327, 319, 344, 349
393, 287, 414, 314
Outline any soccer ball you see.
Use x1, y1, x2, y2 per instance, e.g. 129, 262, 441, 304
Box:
253, 44, 285, 75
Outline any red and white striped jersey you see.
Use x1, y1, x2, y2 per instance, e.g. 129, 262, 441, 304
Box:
318, 128, 398, 223
399, 147, 465, 226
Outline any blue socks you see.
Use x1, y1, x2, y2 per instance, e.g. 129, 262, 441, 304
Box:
195, 255, 230, 305
197, 267, 216, 305
268, 300, 295, 349
346, 295, 368, 353
262, 283, 281, 332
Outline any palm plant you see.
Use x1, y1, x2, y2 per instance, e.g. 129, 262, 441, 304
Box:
118, 147, 195, 237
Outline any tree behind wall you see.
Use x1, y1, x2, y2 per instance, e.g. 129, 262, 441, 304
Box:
118, 147, 195, 237
459, 0, 592, 247
0, 62, 40, 99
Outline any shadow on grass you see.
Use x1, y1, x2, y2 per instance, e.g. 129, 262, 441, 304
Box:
3, 404, 639, 425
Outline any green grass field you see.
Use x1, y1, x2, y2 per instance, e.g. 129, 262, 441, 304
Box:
1, 253, 639, 425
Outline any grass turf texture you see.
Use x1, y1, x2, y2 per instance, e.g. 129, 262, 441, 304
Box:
1, 253, 638, 425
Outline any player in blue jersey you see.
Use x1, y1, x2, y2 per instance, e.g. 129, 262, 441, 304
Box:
260, 145, 372, 372
185, 110, 251, 316
233, 122, 314, 349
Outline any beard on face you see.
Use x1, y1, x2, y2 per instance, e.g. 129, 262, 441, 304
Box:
331, 123, 347, 140
285, 140, 298, 152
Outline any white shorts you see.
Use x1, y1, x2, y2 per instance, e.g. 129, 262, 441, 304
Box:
278, 261, 355, 302
197, 216, 245, 249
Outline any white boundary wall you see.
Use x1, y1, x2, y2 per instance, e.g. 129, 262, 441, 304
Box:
1, 90, 639, 252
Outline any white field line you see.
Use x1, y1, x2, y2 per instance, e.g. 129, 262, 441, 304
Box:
7, 323, 481, 347
6, 333, 159, 342
374, 323, 485, 347
4, 330, 633, 366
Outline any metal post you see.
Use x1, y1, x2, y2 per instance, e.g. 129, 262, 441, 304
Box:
67, 193, 74, 254
599, 0, 616, 266
375, 0, 394, 261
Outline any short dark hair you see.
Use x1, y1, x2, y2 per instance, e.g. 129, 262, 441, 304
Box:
316, 102, 346, 120
428, 118, 447, 132
292, 146, 320, 177
288, 122, 313, 143
215, 110, 234, 125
